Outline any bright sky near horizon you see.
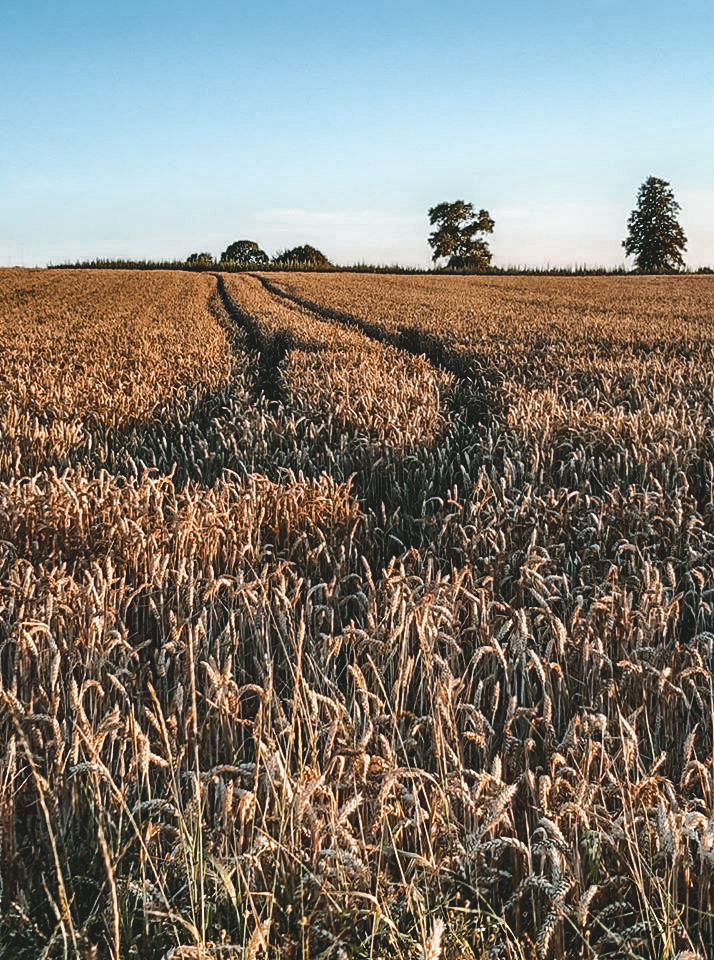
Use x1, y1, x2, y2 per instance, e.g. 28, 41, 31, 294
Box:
2, 0, 713, 269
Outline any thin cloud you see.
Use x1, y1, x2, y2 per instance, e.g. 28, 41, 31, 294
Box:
252, 208, 430, 266
255, 208, 423, 229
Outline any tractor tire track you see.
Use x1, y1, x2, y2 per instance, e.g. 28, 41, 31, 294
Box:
253, 273, 490, 428
215, 273, 493, 563
212, 272, 289, 403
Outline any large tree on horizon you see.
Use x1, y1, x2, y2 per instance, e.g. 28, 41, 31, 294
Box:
427, 200, 495, 270
623, 176, 687, 272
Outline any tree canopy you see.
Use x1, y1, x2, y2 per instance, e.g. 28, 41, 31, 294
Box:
623, 176, 687, 273
220, 240, 269, 266
427, 200, 495, 270
273, 244, 331, 267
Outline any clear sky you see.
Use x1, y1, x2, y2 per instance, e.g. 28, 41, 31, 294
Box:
2, 0, 713, 268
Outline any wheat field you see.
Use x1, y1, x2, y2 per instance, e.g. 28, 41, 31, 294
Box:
1, 267, 714, 959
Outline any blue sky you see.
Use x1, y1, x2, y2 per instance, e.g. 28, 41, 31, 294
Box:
2, 0, 713, 267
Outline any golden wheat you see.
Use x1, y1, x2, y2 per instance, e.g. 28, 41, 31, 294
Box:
1, 267, 714, 959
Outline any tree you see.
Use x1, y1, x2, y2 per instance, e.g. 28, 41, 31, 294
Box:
186, 252, 214, 266
220, 240, 269, 266
272, 244, 331, 267
623, 176, 687, 272
427, 200, 495, 270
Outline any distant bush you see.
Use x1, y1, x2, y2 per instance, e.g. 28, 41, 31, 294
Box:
272, 244, 331, 268
186, 252, 214, 266
220, 240, 269, 267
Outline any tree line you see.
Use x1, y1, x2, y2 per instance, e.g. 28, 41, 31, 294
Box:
51, 177, 693, 274
186, 242, 332, 268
